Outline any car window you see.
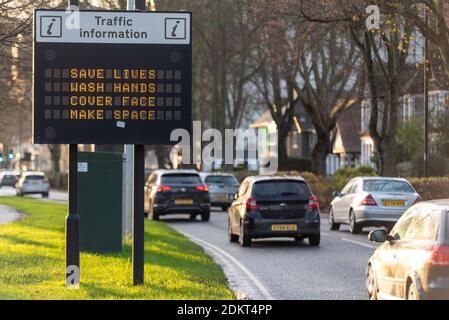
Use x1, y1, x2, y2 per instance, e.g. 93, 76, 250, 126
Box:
363, 180, 414, 193
252, 180, 311, 200
349, 181, 359, 194
391, 208, 417, 240
24, 175, 45, 180
404, 208, 439, 241
341, 181, 353, 194
205, 175, 238, 185
160, 174, 201, 185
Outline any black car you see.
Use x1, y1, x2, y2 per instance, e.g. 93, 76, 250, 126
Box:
227, 176, 321, 247
367, 200, 449, 300
144, 170, 211, 221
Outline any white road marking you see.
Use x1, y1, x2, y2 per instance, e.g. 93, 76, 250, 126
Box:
182, 232, 274, 300
341, 238, 376, 249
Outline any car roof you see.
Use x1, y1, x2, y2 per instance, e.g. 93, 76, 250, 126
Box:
244, 175, 306, 183
22, 171, 45, 176
357, 176, 410, 182
154, 169, 199, 175
200, 172, 237, 177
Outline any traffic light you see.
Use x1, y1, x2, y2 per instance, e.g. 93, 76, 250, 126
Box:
8, 150, 14, 160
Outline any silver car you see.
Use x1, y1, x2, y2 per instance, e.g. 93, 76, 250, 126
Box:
200, 173, 239, 211
16, 171, 50, 198
329, 177, 420, 234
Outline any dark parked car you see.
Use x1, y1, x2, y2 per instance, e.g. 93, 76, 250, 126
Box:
227, 176, 321, 247
144, 170, 211, 221
0, 170, 20, 187
367, 200, 449, 300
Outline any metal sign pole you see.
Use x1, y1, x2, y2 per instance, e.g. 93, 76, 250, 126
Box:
132, 0, 146, 286
66, 0, 80, 288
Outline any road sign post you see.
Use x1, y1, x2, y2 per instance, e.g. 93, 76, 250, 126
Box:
33, 7, 192, 286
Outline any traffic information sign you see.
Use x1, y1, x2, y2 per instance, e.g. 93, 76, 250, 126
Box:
33, 9, 192, 144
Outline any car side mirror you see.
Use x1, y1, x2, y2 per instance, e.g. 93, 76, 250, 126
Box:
333, 191, 342, 198
368, 229, 387, 243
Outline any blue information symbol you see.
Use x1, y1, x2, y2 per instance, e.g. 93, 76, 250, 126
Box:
40, 16, 62, 38
165, 18, 186, 40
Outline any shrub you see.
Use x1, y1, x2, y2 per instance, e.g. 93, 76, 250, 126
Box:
408, 177, 449, 201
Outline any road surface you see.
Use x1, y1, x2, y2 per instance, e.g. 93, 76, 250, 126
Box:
165, 208, 379, 300
0, 186, 68, 203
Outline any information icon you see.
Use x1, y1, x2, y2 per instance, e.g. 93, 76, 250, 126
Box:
165, 18, 186, 40
40, 16, 62, 38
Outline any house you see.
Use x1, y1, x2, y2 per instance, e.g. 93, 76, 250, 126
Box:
359, 63, 449, 168
250, 101, 361, 175
326, 105, 361, 175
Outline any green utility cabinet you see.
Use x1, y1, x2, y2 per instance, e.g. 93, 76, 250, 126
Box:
78, 152, 123, 252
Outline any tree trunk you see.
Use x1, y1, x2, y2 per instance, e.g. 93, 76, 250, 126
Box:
277, 126, 289, 169
311, 130, 331, 176
48, 145, 61, 174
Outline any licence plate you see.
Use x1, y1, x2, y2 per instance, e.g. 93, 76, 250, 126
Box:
175, 199, 193, 205
383, 200, 405, 207
271, 224, 298, 231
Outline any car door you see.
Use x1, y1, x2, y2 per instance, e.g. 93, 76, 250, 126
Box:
332, 180, 354, 221
230, 181, 249, 235
376, 209, 415, 299
336, 179, 359, 223
392, 207, 439, 298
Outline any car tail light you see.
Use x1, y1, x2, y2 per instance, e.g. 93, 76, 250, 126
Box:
361, 194, 377, 206
308, 195, 319, 209
412, 196, 422, 205
246, 198, 258, 211
157, 186, 171, 193
428, 246, 449, 267
195, 185, 209, 192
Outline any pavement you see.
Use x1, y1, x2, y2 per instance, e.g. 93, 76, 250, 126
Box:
0, 186, 68, 202
165, 208, 380, 300
0, 204, 26, 225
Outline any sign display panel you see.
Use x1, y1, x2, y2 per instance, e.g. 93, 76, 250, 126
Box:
33, 9, 192, 144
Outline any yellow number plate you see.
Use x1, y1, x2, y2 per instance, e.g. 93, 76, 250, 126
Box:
175, 199, 193, 205
271, 224, 298, 231
383, 200, 405, 207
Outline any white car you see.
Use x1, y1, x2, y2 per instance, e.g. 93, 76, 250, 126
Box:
16, 171, 50, 198
329, 177, 420, 234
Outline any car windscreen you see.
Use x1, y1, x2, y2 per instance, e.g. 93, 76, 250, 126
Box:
205, 175, 238, 185
24, 175, 46, 180
160, 174, 201, 185
252, 180, 311, 200
363, 180, 414, 193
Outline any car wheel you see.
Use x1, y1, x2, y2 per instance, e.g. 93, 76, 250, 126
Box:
239, 222, 251, 247
368, 267, 378, 300
309, 233, 320, 246
228, 218, 238, 243
329, 207, 340, 231
42, 192, 49, 198
201, 211, 210, 222
407, 281, 420, 300
349, 210, 361, 234
150, 211, 160, 221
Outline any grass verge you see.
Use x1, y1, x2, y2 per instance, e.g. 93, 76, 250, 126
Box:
0, 197, 233, 300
